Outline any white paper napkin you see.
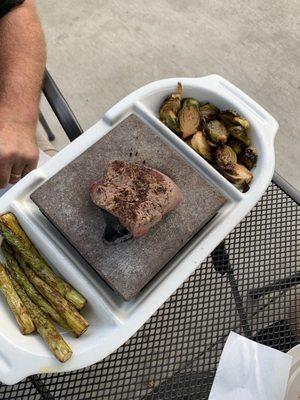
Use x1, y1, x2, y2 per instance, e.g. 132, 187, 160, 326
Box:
209, 332, 293, 400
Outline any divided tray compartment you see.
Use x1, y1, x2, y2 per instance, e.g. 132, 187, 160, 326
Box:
0, 75, 278, 384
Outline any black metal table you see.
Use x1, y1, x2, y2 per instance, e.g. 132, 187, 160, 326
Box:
1, 72, 299, 400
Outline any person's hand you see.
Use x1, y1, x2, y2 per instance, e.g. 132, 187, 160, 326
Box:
0, 120, 39, 188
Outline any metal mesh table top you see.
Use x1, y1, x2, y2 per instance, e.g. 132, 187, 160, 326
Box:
1, 180, 299, 400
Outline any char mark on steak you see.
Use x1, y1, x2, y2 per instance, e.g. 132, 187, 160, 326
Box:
90, 160, 183, 238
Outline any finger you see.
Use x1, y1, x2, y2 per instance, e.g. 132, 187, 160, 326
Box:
22, 157, 38, 178
0, 161, 12, 189
9, 162, 26, 184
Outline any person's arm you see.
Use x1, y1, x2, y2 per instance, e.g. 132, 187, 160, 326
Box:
0, 0, 46, 188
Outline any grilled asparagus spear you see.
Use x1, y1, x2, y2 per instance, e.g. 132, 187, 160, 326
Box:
10, 276, 72, 362
2, 241, 69, 330
0, 213, 39, 256
0, 263, 35, 334
0, 213, 86, 310
17, 256, 89, 337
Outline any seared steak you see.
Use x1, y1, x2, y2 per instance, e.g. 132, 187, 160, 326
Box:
90, 160, 183, 238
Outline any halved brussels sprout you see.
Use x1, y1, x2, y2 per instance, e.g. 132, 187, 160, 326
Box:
219, 109, 238, 125
222, 163, 253, 192
227, 138, 245, 156
191, 131, 212, 161
234, 116, 250, 130
215, 145, 237, 169
206, 120, 228, 144
220, 109, 250, 130
165, 111, 181, 134
240, 146, 258, 170
199, 103, 219, 122
179, 98, 201, 139
228, 126, 251, 146
182, 98, 201, 108
159, 82, 182, 123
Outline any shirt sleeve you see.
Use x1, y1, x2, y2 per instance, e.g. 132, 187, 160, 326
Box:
0, 0, 25, 19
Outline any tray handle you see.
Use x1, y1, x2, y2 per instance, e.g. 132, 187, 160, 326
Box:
0, 335, 40, 385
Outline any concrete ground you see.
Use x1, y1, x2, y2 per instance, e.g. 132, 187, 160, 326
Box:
36, 0, 300, 189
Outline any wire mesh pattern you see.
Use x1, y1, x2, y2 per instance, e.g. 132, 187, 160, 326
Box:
0, 181, 299, 400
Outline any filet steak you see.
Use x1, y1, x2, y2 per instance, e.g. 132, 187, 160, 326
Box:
90, 160, 183, 238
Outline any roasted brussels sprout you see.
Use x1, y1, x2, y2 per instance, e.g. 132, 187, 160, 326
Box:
215, 145, 237, 169
165, 111, 181, 134
222, 163, 253, 192
220, 109, 250, 130
227, 138, 245, 156
182, 98, 201, 108
240, 146, 258, 170
219, 109, 238, 125
228, 126, 251, 147
191, 131, 212, 161
159, 82, 182, 123
205, 120, 228, 144
199, 103, 219, 122
234, 116, 250, 130
179, 98, 201, 139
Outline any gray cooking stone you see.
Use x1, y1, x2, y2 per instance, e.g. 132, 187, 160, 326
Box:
31, 115, 226, 300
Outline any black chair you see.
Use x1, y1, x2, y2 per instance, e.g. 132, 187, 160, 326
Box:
39, 69, 83, 143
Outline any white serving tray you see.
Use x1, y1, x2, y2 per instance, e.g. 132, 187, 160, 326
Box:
0, 75, 278, 384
